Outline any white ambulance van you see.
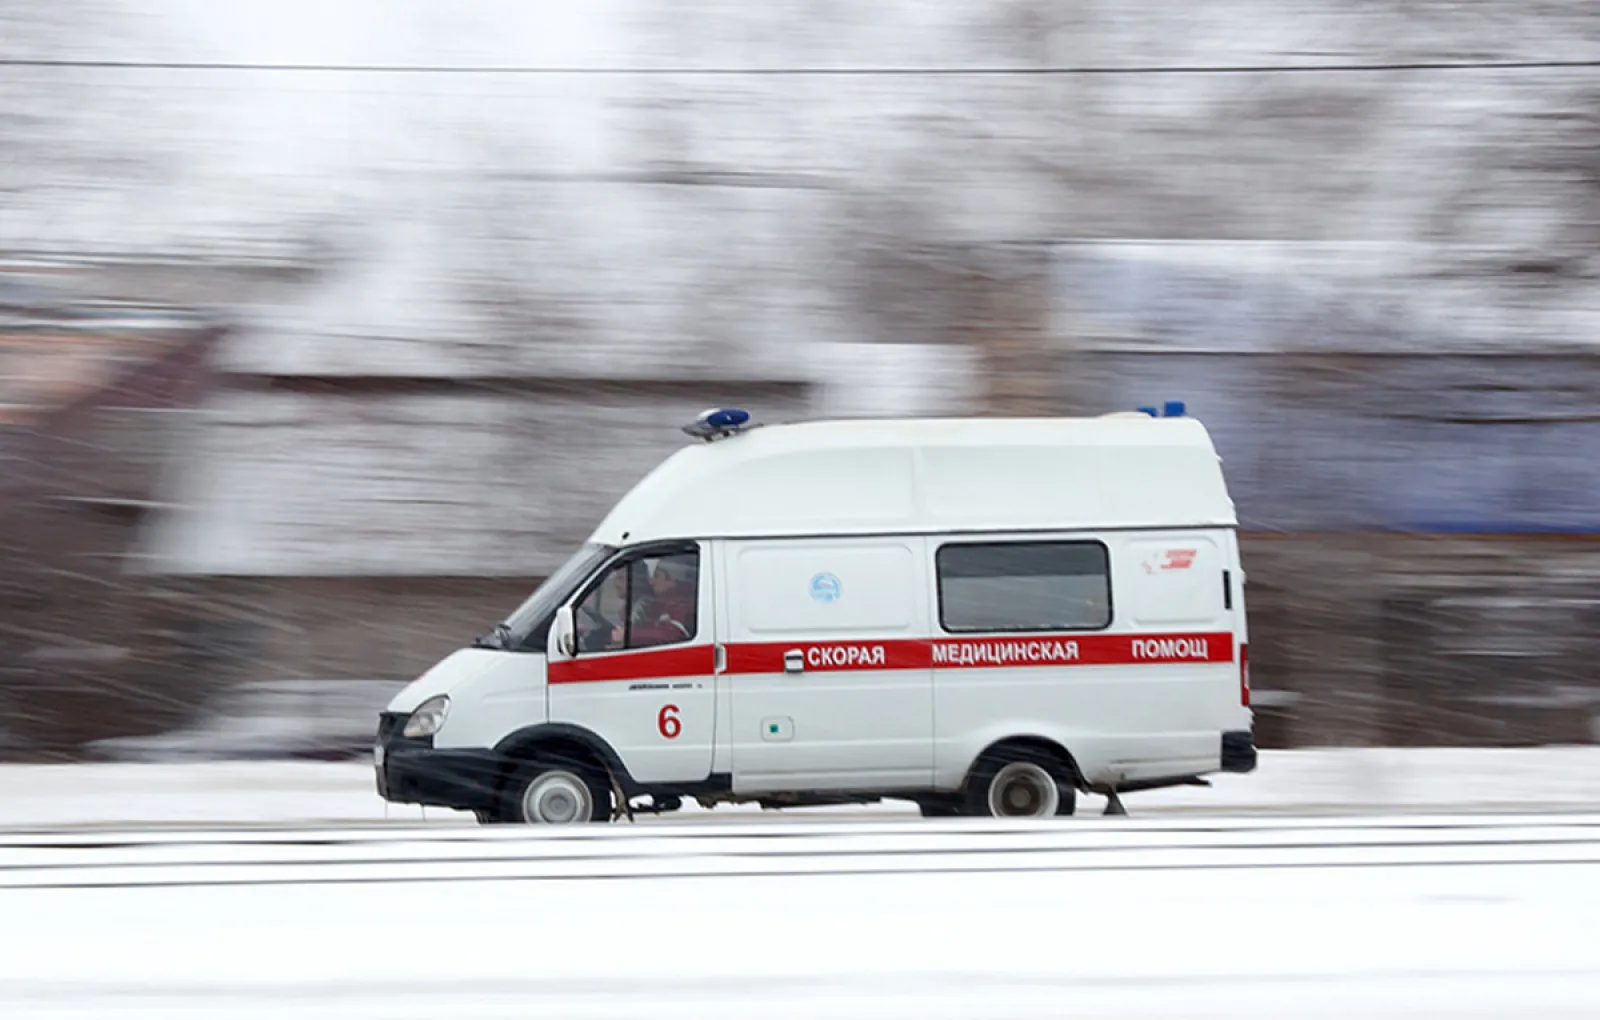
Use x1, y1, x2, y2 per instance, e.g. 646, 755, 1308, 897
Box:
374, 406, 1256, 823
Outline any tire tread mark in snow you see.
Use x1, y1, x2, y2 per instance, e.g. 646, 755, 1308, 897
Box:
5, 836, 1600, 874
6, 967, 1596, 1001
5, 851, 1600, 891
9, 814, 1600, 850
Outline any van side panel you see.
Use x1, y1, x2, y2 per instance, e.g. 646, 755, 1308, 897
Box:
930, 529, 1240, 791
1113, 533, 1247, 761
720, 536, 935, 792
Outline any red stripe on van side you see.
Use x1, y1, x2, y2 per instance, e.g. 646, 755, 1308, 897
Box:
547, 644, 715, 685
724, 640, 928, 675
546, 632, 1236, 684
726, 633, 1235, 675
929, 632, 1234, 669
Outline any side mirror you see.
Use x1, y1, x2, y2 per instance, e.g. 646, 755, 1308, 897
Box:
551, 606, 577, 659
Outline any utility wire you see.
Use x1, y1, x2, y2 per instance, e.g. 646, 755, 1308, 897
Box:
1, 58, 1599, 75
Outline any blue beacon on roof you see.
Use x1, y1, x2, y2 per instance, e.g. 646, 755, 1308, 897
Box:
1136, 401, 1187, 418
682, 407, 754, 441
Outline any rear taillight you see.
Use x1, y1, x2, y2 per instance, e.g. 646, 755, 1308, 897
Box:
1240, 643, 1251, 707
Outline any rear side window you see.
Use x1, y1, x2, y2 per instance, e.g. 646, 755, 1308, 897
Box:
936, 541, 1111, 633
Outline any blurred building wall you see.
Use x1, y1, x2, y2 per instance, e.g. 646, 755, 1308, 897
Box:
0, 318, 222, 759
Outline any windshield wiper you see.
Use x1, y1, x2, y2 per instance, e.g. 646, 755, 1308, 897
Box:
473, 622, 514, 650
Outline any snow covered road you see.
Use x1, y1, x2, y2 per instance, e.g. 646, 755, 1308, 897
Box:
1, 749, 1597, 1017
4, 814, 1600, 887
2, 816, 1598, 1019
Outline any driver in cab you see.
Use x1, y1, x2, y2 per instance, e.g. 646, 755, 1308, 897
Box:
612, 557, 696, 648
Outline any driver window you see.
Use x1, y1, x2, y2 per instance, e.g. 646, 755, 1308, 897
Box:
575, 549, 699, 653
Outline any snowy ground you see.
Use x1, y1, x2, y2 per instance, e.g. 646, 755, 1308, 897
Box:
2, 746, 1599, 830
2, 750, 1599, 1017
1, 815, 1598, 1018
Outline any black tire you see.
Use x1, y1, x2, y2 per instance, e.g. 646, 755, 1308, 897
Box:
963, 746, 1077, 818
499, 753, 614, 825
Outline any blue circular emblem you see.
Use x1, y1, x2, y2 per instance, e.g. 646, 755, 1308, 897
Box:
809, 572, 842, 603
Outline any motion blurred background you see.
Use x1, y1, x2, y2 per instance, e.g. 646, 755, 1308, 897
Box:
3, 0, 1598, 763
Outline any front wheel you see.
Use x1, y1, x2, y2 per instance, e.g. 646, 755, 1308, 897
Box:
964, 749, 1076, 819
500, 760, 614, 824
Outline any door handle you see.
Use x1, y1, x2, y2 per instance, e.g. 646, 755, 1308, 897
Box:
783, 649, 805, 674
714, 644, 726, 674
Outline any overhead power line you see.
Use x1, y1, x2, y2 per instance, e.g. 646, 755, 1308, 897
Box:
1, 58, 1599, 75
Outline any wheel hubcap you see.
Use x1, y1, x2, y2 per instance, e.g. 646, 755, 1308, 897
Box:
987, 762, 1059, 818
522, 771, 591, 824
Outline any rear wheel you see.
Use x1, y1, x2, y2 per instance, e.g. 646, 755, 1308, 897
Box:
964, 747, 1076, 818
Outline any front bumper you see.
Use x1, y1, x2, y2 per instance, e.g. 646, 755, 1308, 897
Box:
374, 711, 506, 812
1220, 729, 1258, 774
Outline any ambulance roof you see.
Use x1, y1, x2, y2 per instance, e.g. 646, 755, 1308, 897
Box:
587, 414, 1236, 546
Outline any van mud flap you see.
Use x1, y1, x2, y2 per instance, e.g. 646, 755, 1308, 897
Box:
1221, 730, 1258, 773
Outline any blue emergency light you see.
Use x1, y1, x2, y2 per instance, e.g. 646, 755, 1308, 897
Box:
682, 407, 754, 441
1135, 401, 1186, 418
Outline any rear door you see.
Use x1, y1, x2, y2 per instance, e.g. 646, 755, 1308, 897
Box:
547, 541, 717, 785
719, 536, 934, 792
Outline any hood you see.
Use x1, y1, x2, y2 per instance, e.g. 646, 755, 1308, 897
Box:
386, 648, 536, 714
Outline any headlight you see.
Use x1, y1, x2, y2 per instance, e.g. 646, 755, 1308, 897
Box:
402, 695, 450, 738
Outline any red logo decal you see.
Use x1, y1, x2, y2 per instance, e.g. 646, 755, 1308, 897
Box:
1161, 549, 1197, 571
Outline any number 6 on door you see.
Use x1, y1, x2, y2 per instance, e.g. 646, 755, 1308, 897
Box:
657, 704, 681, 740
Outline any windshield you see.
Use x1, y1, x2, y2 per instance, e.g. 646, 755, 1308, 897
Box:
476, 542, 615, 651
